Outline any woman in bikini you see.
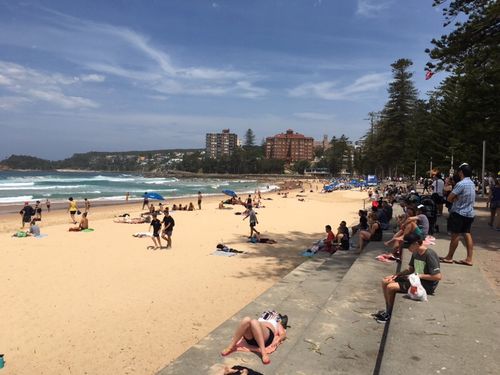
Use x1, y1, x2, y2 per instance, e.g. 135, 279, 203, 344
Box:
221, 311, 282, 365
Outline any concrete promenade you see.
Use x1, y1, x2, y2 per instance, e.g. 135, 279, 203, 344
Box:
157, 203, 499, 375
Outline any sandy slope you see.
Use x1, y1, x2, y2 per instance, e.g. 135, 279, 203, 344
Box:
0, 187, 367, 374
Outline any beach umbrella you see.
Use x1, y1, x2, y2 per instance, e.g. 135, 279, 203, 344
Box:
145, 192, 165, 201
222, 189, 237, 197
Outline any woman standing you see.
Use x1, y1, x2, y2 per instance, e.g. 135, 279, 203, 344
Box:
68, 197, 78, 224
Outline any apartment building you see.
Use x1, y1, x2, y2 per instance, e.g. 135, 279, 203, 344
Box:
205, 129, 238, 159
265, 129, 314, 162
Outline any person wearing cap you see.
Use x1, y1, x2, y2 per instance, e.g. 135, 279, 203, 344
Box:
374, 232, 442, 323
440, 163, 476, 266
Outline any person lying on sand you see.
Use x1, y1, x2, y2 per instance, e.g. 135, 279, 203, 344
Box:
114, 217, 149, 224
69, 212, 89, 232
249, 234, 277, 244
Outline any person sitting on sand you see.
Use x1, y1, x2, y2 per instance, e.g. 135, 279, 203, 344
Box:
219, 201, 225, 209
69, 212, 89, 232
374, 233, 442, 323
172, 204, 177, 211
188, 202, 195, 211
358, 212, 382, 251
221, 310, 286, 365
28, 220, 41, 236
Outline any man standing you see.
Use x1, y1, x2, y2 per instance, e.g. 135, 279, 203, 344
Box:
161, 211, 175, 249
431, 173, 445, 215
374, 232, 442, 323
440, 163, 476, 266
20, 202, 35, 228
197, 191, 202, 210
142, 192, 149, 210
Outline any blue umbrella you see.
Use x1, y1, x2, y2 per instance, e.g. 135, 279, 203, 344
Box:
145, 192, 165, 201
222, 189, 237, 198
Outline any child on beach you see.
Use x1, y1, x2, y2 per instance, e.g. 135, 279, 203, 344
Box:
161, 211, 175, 248
84, 198, 91, 213
45, 199, 51, 212
149, 213, 162, 249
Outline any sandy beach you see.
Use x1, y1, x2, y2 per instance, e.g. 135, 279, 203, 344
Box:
0, 185, 367, 374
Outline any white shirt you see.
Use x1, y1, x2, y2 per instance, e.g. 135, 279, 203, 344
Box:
432, 179, 444, 196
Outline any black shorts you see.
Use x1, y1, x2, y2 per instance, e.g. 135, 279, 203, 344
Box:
153, 231, 160, 238
70, 210, 76, 215
245, 327, 274, 347
448, 212, 474, 234
250, 222, 256, 228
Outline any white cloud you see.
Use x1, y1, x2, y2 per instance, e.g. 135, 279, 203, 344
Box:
7, 10, 267, 99
356, 0, 393, 18
80, 74, 105, 82
293, 112, 335, 121
289, 72, 389, 100
0, 61, 99, 109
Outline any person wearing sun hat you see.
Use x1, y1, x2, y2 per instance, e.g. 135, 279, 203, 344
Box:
374, 232, 442, 323
440, 163, 476, 266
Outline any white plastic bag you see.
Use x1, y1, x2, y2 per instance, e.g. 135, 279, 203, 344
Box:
407, 273, 428, 302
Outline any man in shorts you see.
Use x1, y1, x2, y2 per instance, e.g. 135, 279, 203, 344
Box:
161, 211, 175, 248
374, 232, 442, 323
440, 163, 476, 266
149, 213, 162, 249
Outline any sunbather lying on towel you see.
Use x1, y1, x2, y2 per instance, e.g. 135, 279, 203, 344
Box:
221, 310, 287, 365
114, 217, 148, 224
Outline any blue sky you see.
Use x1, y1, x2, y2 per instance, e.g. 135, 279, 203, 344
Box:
0, 0, 447, 160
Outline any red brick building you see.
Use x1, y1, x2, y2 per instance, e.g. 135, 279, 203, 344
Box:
265, 129, 314, 162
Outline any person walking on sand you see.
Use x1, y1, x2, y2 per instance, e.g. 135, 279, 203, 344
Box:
45, 198, 51, 212
84, 198, 91, 213
161, 211, 175, 248
149, 213, 162, 249
68, 197, 78, 224
198, 191, 202, 210
125, 192, 130, 201
243, 206, 260, 238
34, 200, 42, 220
19, 202, 35, 228
440, 163, 476, 266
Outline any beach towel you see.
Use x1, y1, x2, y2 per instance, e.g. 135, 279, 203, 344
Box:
301, 250, 315, 257
82, 228, 94, 232
212, 250, 237, 257
34, 234, 48, 239
235, 324, 286, 355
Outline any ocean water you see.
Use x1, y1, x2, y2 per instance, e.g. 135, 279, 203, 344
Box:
0, 171, 276, 204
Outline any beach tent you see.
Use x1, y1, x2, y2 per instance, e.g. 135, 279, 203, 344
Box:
145, 192, 165, 200
222, 189, 237, 197
366, 175, 379, 186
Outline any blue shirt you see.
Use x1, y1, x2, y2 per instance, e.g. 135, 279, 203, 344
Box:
451, 177, 475, 218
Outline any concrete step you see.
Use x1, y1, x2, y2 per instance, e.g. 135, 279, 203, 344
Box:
380, 234, 500, 375
273, 242, 399, 375
157, 251, 356, 374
